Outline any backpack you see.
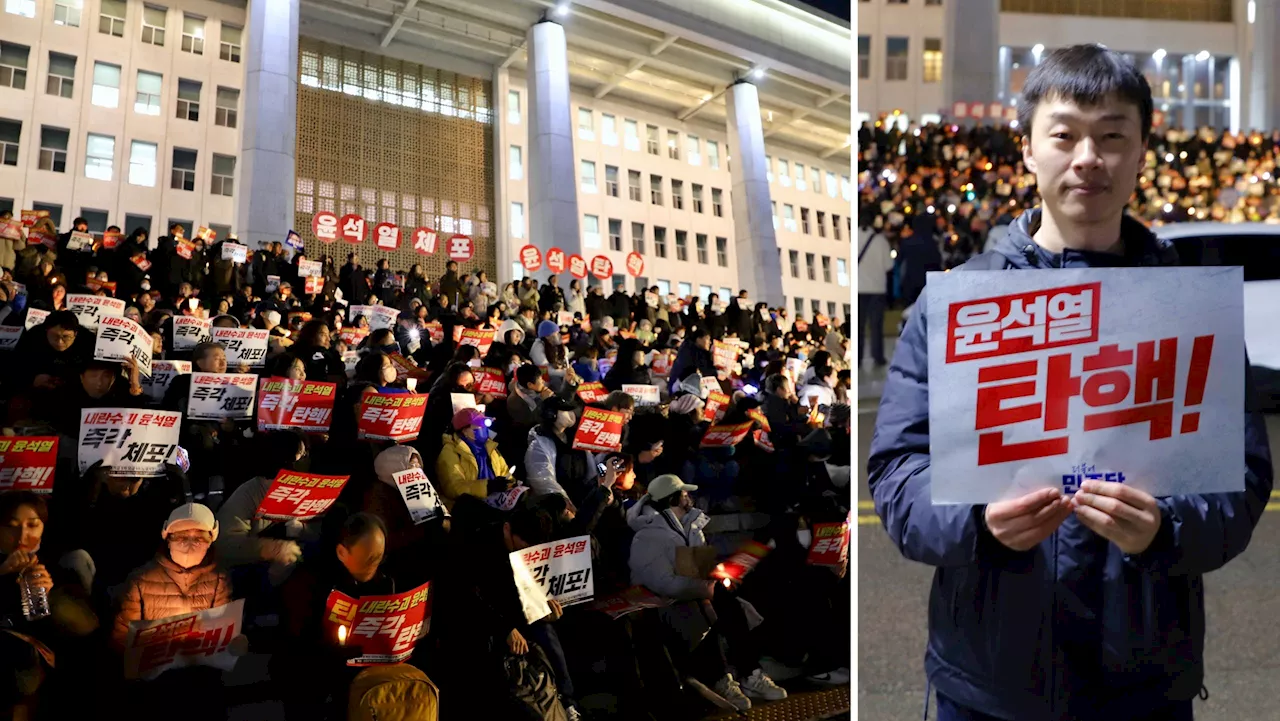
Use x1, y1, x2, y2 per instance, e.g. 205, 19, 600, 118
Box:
502, 646, 569, 721
347, 663, 440, 721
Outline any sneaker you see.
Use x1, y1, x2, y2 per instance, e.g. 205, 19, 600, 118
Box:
714, 674, 753, 712
685, 677, 737, 711
741, 668, 788, 701
806, 667, 851, 685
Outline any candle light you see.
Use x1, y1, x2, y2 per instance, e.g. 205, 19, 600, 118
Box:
338, 625, 348, 645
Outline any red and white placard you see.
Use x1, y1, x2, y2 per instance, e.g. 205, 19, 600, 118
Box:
411, 227, 439, 255
519, 245, 542, 272
447, 234, 474, 262
254, 470, 349, 520
373, 222, 401, 250
572, 407, 624, 452
546, 247, 566, 275
567, 254, 587, 279
339, 214, 366, 243
68, 294, 125, 331
0, 437, 57, 493
590, 255, 613, 280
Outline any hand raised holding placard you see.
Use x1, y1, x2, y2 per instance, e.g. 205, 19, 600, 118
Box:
1069, 481, 1162, 554
982, 489, 1072, 552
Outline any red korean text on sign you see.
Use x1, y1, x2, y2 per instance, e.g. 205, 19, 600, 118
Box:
0, 437, 58, 493
256, 377, 338, 433
475, 368, 509, 398
519, 245, 542, 272
357, 392, 429, 442
946, 282, 1101, 364
304, 276, 323, 295
567, 254, 587, 279
339, 214, 366, 244
625, 252, 644, 278
458, 328, 496, 358
700, 421, 752, 448
712, 341, 738, 371
546, 247, 566, 274
324, 583, 431, 666
969, 102, 986, 119
972, 335, 1215, 467
447, 234, 474, 262
127, 601, 242, 680
374, 222, 401, 251
711, 541, 770, 583
590, 255, 613, 280
253, 470, 349, 521
572, 408, 625, 452
703, 391, 730, 423
176, 240, 194, 260
313, 212, 339, 243
411, 227, 439, 255
805, 522, 850, 568
576, 382, 608, 405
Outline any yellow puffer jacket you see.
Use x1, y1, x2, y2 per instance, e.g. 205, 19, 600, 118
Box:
435, 432, 510, 510
111, 552, 232, 651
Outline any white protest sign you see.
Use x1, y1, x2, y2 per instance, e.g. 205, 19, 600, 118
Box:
222, 243, 248, 264
93, 315, 153, 376
699, 375, 721, 399
78, 409, 180, 477
143, 360, 190, 403
211, 327, 269, 367
187, 373, 258, 420
509, 552, 551, 625
450, 392, 479, 416
511, 535, 594, 609
926, 267, 1244, 503
66, 231, 93, 252
0, 326, 20, 351
391, 468, 444, 524
124, 599, 244, 681
298, 259, 322, 278
172, 316, 212, 350
68, 294, 126, 331
350, 305, 398, 331
24, 308, 48, 331
622, 384, 660, 406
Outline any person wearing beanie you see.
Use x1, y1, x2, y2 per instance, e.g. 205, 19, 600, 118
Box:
531, 319, 575, 393
436, 407, 511, 510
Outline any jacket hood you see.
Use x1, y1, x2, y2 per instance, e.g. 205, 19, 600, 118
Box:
498, 318, 523, 343
374, 445, 422, 486
990, 208, 1179, 270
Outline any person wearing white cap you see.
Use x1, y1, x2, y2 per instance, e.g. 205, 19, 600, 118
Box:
626, 475, 787, 711
110, 503, 231, 652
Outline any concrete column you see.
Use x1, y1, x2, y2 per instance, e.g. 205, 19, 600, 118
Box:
1181, 55, 1195, 130
724, 80, 783, 307
526, 20, 580, 283
493, 66, 512, 284
235, 0, 299, 250
943, 0, 998, 120
1249, 0, 1279, 132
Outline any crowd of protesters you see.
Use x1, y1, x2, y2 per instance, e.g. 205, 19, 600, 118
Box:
0, 215, 852, 721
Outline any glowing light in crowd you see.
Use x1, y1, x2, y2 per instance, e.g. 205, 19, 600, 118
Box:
338, 625, 348, 644
1163, 203, 1174, 213
890, 249, 898, 259
1009, 119, 1019, 129
1166, 153, 1175, 163
1153, 49, 1166, 63
947, 204, 956, 214
926, 205, 935, 214
1180, 151, 1187, 159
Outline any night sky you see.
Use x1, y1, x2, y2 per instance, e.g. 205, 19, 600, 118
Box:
796, 0, 852, 22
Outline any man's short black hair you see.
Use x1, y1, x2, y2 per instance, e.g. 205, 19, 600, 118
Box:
338, 512, 387, 549
43, 310, 81, 331
1017, 44, 1153, 142
515, 363, 542, 388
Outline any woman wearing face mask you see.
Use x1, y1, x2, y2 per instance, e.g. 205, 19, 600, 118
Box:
290, 319, 345, 384
524, 397, 589, 508
436, 408, 511, 510
352, 350, 408, 393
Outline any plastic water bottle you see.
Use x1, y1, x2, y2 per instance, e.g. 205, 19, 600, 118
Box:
19, 571, 50, 622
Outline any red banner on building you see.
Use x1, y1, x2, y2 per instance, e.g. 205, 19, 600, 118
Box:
254, 470, 349, 521
0, 436, 57, 493
572, 407, 625, 452
357, 392, 428, 442
257, 378, 337, 433
324, 583, 431, 666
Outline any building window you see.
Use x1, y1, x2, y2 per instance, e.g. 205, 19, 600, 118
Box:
712, 188, 723, 217
715, 237, 728, 267
0, 43, 29, 90
646, 124, 659, 155
128, 140, 156, 186
783, 204, 797, 232
79, 208, 108, 234
695, 234, 708, 264
706, 140, 720, 169
38, 126, 68, 172
837, 258, 850, 286
181, 14, 204, 54
654, 227, 667, 258
135, 71, 161, 115
671, 180, 684, 210
510, 201, 524, 238
821, 256, 832, 283
675, 231, 688, 262
509, 145, 522, 181
580, 160, 597, 194
923, 38, 942, 83
141, 5, 166, 46
171, 148, 196, 191
46, 52, 75, 98
85, 133, 115, 181
628, 170, 642, 201
686, 135, 700, 165
577, 108, 594, 141
211, 154, 235, 196
54, 0, 83, 27
816, 211, 826, 238
800, 208, 810, 234
826, 171, 838, 198
677, 282, 692, 298
5, 0, 34, 18
793, 297, 804, 315
765, 155, 773, 182
858, 36, 870, 79
99, 0, 125, 36
811, 299, 821, 317
215, 86, 238, 128
926, 0, 942, 5
842, 175, 853, 201
888, 0, 908, 4
886, 37, 909, 81
631, 222, 645, 254
650, 175, 663, 205
91, 62, 120, 108
583, 215, 600, 249
667, 130, 679, 160
692, 184, 704, 214
772, 201, 778, 229
605, 165, 618, 197
833, 214, 843, 240
794, 163, 806, 190
602, 113, 617, 146
220, 24, 241, 62
804, 253, 816, 281
608, 218, 622, 251
177, 78, 200, 121
779, 158, 791, 187
507, 90, 520, 124
0, 120, 19, 166
788, 250, 799, 278
811, 166, 821, 194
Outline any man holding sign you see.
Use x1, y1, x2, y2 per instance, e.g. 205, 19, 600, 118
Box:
868, 45, 1273, 721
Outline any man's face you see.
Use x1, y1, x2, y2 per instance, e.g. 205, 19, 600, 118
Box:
337, 530, 385, 583
1023, 93, 1145, 231
46, 325, 77, 352
81, 368, 116, 398
695, 335, 711, 351
201, 348, 228, 374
